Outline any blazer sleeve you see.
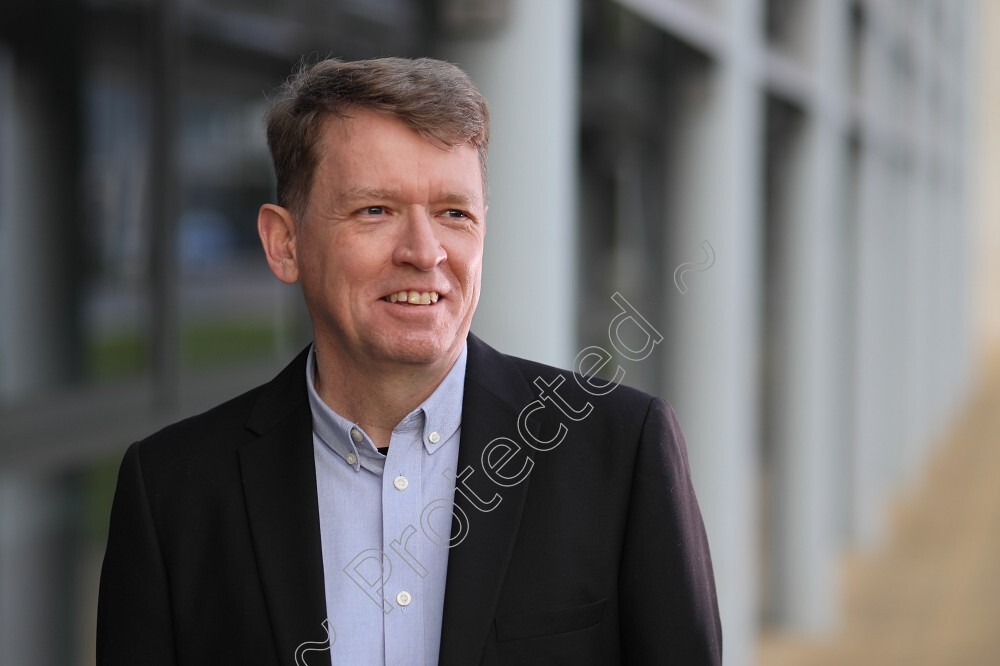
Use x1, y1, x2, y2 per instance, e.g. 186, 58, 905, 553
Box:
97, 442, 178, 666
618, 398, 722, 665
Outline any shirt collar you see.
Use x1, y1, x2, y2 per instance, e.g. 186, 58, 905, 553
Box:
305, 343, 467, 472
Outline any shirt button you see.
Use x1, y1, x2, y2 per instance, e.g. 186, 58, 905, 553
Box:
428, 431, 441, 444
350, 428, 363, 443
396, 590, 412, 607
346, 453, 358, 465
393, 475, 409, 491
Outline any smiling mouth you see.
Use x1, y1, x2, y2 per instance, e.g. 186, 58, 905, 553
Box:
383, 290, 440, 305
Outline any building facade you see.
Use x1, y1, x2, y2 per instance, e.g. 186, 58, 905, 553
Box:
0, 1, 980, 664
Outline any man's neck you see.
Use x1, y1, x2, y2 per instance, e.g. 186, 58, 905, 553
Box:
311, 344, 459, 448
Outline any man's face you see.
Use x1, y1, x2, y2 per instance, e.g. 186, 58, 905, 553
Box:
290, 109, 486, 374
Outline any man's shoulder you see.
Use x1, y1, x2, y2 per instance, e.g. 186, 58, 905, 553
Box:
512, 354, 655, 403
468, 335, 665, 424
468, 338, 688, 490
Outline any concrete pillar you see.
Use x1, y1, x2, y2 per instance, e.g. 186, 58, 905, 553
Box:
901, 4, 932, 484
0, 473, 80, 666
939, 3, 972, 439
852, 145, 894, 548
904, 160, 933, 480
0, 47, 12, 396
148, 0, 182, 407
0, 7, 86, 665
881, 163, 908, 491
0, 42, 83, 398
929, 167, 951, 438
439, 0, 580, 368
763, 0, 847, 632
661, 0, 764, 661
849, 3, 892, 549
953, 4, 976, 422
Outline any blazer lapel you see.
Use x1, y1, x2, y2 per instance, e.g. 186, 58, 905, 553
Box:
238, 349, 329, 665
439, 335, 540, 665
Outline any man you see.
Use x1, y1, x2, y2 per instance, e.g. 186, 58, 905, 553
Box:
97, 57, 721, 665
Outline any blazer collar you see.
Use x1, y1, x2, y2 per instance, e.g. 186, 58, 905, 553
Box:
439, 334, 540, 664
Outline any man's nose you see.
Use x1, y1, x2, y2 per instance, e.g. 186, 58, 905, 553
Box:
392, 209, 447, 270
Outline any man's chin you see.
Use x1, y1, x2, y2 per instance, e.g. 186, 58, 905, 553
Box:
370, 337, 460, 369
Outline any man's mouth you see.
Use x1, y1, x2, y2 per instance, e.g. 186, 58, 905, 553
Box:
382, 290, 440, 305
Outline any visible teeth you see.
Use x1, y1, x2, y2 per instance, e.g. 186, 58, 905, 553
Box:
384, 290, 439, 304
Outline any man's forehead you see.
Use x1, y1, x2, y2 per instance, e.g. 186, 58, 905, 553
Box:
313, 113, 484, 201
317, 109, 472, 158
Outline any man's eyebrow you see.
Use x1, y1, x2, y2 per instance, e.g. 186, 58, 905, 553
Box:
338, 188, 481, 206
436, 191, 480, 206
338, 187, 399, 203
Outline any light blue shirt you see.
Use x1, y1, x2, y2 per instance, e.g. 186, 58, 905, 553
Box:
307, 344, 465, 666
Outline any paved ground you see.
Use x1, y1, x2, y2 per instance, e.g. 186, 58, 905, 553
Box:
757, 354, 1000, 665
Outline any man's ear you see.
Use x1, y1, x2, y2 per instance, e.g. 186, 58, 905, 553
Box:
257, 203, 300, 285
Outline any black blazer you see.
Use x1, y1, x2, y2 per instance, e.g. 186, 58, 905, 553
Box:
97, 335, 721, 665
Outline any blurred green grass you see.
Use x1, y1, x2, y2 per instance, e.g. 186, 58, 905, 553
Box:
87, 319, 279, 381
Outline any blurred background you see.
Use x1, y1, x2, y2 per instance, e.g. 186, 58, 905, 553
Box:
1, 0, 997, 664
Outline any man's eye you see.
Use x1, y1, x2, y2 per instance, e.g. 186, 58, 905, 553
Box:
442, 209, 469, 219
360, 206, 386, 216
